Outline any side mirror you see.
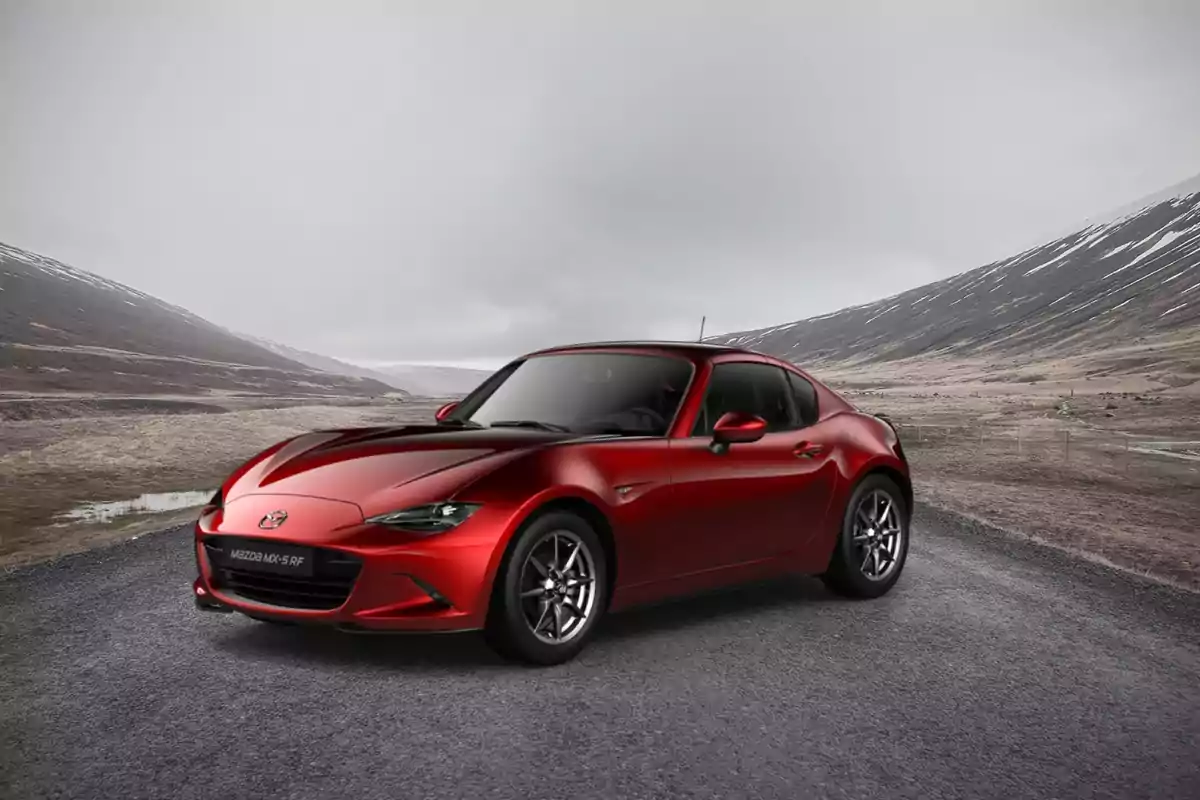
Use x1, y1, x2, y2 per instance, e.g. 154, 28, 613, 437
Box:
435, 401, 459, 422
712, 411, 767, 446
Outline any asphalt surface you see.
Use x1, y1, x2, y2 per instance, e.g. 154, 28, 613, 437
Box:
2, 505, 1198, 800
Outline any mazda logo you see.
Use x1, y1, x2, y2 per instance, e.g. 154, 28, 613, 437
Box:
258, 510, 288, 530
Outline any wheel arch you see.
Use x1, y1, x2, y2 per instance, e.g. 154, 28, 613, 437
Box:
818, 464, 913, 598
861, 464, 913, 522
484, 494, 619, 618
814, 461, 912, 573
533, 496, 618, 599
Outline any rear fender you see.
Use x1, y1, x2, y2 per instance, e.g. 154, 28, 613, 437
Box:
811, 455, 912, 571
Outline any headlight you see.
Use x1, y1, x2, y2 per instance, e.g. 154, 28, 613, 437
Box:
365, 502, 481, 534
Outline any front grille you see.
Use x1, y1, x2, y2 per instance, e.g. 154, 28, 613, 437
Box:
203, 535, 362, 610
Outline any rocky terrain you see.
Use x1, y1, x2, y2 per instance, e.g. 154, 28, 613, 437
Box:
0, 241, 398, 399
239, 334, 412, 393
709, 176, 1200, 383
4, 176, 1199, 588
0, 240, 491, 560
0, 238, 500, 408
242, 335, 495, 397
707, 174, 1200, 590
372, 363, 494, 396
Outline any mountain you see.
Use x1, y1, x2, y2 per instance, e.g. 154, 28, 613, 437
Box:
238, 335, 498, 398
707, 177, 1200, 374
239, 334, 413, 397
373, 363, 494, 397
0, 241, 396, 397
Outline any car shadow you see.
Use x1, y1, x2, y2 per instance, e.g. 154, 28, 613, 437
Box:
597, 575, 837, 643
208, 575, 837, 672
211, 619, 507, 674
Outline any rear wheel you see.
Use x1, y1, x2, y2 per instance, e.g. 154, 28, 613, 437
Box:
484, 511, 608, 666
820, 474, 909, 599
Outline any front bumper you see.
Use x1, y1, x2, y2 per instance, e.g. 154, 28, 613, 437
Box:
192, 525, 501, 633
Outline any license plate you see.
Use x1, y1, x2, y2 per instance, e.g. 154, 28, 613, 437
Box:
225, 542, 314, 577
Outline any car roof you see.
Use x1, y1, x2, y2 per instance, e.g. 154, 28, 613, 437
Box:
523, 340, 757, 359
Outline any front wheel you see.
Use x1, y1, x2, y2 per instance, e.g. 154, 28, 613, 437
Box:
820, 474, 910, 599
484, 511, 608, 666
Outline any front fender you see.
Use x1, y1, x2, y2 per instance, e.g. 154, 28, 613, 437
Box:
472, 484, 616, 620
453, 444, 625, 619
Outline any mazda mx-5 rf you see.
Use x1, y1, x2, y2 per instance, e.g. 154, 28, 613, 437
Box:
193, 341, 912, 664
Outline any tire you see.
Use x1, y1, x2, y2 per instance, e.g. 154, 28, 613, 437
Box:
820, 473, 910, 599
484, 510, 608, 666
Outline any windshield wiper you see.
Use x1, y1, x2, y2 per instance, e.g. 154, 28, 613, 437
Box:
436, 418, 483, 428
488, 419, 572, 433
589, 427, 651, 437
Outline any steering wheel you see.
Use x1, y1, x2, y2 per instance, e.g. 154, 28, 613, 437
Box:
625, 406, 666, 427
585, 406, 667, 434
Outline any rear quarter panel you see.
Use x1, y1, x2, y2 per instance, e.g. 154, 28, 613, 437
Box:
797, 407, 911, 571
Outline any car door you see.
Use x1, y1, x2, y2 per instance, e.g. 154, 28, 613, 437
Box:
781, 368, 839, 553
669, 360, 837, 572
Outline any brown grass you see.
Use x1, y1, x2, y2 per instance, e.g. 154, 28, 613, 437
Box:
0, 397, 444, 568
3, 364, 1198, 593
823, 358, 1200, 592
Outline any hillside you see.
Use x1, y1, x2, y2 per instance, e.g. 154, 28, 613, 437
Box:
374, 363, 494, 397
239, 335, 497, 398
239, 334, 413, 397
708, 179, 1200, 378
0, 241, 396, 397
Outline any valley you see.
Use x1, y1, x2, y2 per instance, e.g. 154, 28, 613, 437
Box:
2, 180, 1198, 588
708, 182, 1200, 590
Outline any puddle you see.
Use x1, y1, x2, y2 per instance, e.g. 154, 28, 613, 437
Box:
1127, 446, 1200, 463
58, 489, 216, 524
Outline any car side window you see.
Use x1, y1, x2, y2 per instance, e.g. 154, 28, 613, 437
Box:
691, 362, 798, 437
787, 371, 819, 427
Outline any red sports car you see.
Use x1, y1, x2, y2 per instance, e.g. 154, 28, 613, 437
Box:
193, 341, 912, 664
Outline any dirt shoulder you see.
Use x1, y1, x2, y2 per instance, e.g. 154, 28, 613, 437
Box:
3, 377, 1197, 592
824, 360, 1200, 592
0, 396, 444, 568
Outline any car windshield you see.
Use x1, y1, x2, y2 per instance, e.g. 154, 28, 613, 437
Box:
450, 352, 694, 436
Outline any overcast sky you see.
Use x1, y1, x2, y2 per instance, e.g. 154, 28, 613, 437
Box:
3, 1, 1199, 369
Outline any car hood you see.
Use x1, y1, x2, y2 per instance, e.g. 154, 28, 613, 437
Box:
224, 424, 573, 511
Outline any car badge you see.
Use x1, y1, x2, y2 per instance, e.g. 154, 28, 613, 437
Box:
258, 510, 289, 530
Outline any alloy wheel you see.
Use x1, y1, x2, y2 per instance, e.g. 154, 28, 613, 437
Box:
851, 489, 904, 582
518, 529, 598, 644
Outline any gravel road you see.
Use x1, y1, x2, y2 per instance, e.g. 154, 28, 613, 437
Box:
2, 505, 1198, 800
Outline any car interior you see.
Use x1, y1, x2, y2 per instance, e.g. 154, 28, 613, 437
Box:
691, 363, 796, 437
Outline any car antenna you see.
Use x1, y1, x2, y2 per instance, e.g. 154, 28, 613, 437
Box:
697, 315, 706, 342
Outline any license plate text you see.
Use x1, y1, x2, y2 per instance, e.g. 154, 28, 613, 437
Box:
229, 549, 306, 568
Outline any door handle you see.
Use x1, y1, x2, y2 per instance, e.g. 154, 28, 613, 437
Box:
793, 442, 826, 458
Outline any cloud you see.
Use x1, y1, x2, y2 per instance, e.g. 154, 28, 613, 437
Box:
3, 0, 1199, 362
